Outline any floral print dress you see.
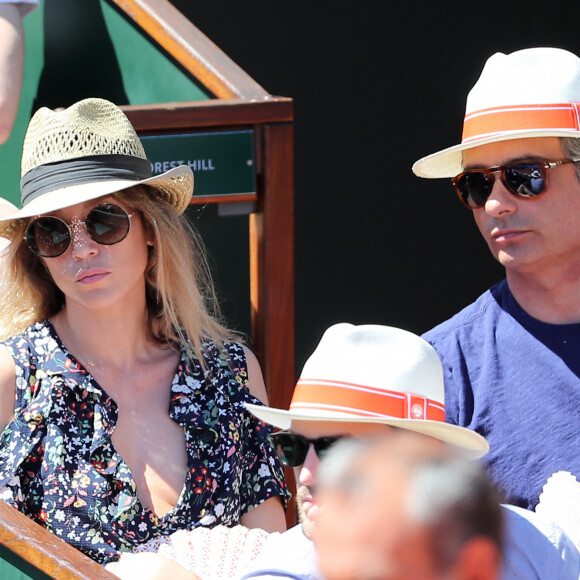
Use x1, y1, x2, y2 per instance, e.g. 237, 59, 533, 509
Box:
0, 320, 289, 564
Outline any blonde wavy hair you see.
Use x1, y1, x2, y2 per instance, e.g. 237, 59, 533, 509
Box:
0, 185, 236, 364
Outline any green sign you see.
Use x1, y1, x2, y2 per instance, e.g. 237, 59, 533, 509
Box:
140, 130, 256, 200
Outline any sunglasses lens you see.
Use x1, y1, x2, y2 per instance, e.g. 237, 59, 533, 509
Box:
270, 433, 309, 467
269, 433, 343, 467
312, 436, 342, 459
26, 217, 71, 257
504, 163, 546, 198
455, 172, 493, 208
85, 204, 131, 245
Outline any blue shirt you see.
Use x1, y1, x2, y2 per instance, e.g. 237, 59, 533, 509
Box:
423, 280, 580, 510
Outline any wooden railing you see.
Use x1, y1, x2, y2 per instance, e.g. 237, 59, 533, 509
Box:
0, 501, 117, 579
111, 0, 270, 99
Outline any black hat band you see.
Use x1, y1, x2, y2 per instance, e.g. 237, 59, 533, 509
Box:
20, 154, 153, 206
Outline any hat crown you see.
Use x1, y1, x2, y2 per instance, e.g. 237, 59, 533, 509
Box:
412, 47, 580, 179
300, 323, 444, 403
467, 47, 580, 113
21, 98, 147, 177
245, 323, 489, 459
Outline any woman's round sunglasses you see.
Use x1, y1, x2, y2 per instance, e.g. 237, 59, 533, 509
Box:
269, 431, 343, 467
451, 157, 580, 209
26, 203, 133, 258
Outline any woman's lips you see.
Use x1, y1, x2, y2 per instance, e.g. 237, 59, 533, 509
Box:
75, 269, 110, 283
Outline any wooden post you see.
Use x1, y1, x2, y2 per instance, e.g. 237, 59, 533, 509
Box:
250, 122, 296, 408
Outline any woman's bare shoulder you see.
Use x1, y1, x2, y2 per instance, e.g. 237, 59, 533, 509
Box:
240, 344, 269, 405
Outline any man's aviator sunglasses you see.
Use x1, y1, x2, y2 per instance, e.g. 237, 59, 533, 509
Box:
452, 157, 580, 209
25, 203, 133, 258
269, 431, 343, 467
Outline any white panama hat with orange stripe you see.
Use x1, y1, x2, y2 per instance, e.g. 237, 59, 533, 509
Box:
246, 323, 489, 460
412, 47, 580, 179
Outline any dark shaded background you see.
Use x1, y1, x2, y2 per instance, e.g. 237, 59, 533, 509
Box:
173, 1, 579, 373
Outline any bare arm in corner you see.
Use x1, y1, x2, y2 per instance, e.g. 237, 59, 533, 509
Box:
0, 345, 16, 434
0, 4, 25, 145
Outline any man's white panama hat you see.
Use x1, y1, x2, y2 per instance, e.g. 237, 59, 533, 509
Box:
412, 47, 580, 179
246, 323, 489, 460
0, 97, 193, 238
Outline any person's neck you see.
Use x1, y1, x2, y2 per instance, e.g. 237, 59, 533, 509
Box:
507, 268, 580, 324
51, 300, 153, 371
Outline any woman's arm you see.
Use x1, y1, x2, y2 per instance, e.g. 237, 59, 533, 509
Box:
240, 345, 287, 532
242, 345, 269, 404
240, 495, 286, 532
0, 3, 25, 145
0, 345, 16, 434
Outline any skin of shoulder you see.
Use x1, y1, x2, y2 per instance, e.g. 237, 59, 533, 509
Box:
241, 344, 269, 405
0, 344, 16, 434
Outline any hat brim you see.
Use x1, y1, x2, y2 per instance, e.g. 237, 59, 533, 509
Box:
412, 128, 580, 179
246, 403, 490, 460
0, 165, 193, 237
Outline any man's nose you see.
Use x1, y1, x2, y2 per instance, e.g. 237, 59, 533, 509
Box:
297, 444, 320, 486
482, 175, 518, 217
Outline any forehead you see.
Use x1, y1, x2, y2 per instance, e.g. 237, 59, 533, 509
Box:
462, 136, 565, 168
290, 419, 390, 438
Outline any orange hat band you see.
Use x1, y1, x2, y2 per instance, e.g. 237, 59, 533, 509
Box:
462, 102, 580, 143
290, 379, 445, 422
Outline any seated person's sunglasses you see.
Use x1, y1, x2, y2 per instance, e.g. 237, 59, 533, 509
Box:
26, 203, 133, 258
452, 157, 580, 209
269, 431, 343, 467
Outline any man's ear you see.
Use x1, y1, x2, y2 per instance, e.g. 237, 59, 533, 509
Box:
451, 537, 502, 580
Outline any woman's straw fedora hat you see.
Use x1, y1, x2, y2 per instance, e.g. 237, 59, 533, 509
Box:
0, 97, 193, 229
246, 323, 489, 460
413, 47, 580, 179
